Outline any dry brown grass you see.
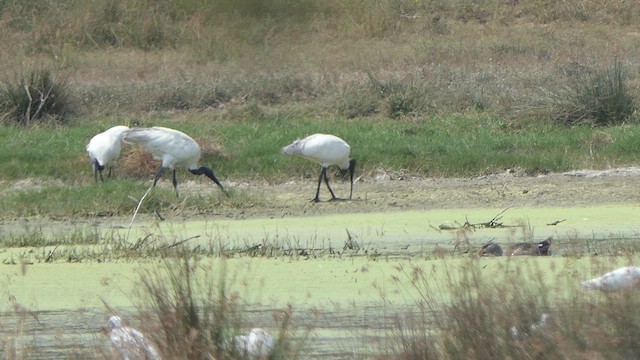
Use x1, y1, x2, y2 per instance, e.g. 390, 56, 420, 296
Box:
1, 1, 639, 121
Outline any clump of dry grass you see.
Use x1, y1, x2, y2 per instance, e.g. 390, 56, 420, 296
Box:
118, 147, 158, 180
1, 1, 640, 123
0, 68, 72, 125
131, 252, 304, 359
380, 258, 640, 359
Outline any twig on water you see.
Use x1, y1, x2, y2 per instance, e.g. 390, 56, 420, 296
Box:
164, 235, 202, 249
547, 219, 566, 226
127, 183, 154, 241
437, 206, 514, 230
45, 244, 59, 263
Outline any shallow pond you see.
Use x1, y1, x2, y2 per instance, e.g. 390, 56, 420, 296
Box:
1, 205, 640, 358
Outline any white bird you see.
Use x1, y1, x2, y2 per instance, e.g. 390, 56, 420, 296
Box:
510, 313, 553, 338
282, 133, 356, 202
103, 316, 161, 360
231, 328, 275, 360
581, 266, 640, 292
86, 125, 130, 182
123, 126, 224, 196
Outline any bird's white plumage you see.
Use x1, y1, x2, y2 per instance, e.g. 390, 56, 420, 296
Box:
86, 125, 129, 169
282, 133, 356, 201
581, 266, 640, 292
510, 313, 552, 338
122, 126, 224, 194
105, 316, 161, 360
282, 133, 351, 169
123, 126, 201, 170
231, 328, 275, 360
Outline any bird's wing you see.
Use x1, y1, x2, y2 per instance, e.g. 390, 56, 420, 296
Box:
124, 128, 197, 159
288, 134, 350, 167
124, 128, 173, 158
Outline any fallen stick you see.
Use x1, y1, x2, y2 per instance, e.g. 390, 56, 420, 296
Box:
547, 219, 566, 226
126, 183, 154, 241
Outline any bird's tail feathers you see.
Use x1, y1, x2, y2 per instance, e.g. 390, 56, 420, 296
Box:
581, 280, 599, 290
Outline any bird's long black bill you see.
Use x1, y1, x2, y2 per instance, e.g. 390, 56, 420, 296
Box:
191, 167, 225, 191
92, 162, 99, 183
93, 160, 105, 183
348, 159, 356, 200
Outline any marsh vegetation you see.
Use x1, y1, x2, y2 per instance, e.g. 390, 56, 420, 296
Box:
2, 0, 640, 358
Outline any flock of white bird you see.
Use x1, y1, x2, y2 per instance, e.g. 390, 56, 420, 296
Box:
103, 316, 161, 360
87, 125, 355, 200
104, 315, 275, 360
90, 125, 640, 356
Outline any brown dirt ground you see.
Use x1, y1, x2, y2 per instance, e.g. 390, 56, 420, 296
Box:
211, 167, 640, 220
3, 167, 640, 231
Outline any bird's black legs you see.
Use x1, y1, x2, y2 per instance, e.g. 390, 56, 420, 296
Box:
313, 167, 326, 202
190, 166, 225, 191
313, 164, 357, 202
323, 171, 338, 200
152, 168, 180, 197
107, 165, 113, 179
172, 169, 179, 196
312, 167, 338, 202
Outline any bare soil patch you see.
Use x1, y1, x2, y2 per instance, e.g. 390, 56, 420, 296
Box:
214, 167, 640, 220
2, 167, 639, 233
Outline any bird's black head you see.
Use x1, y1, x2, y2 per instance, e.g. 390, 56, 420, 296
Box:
91, 158, 105, 171
91, 159, 106, 182
537, 237, 552, 255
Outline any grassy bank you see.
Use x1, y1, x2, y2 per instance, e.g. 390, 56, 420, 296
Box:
3, 115, 640, 183
2, 1, 640, 194
2, 113, 640, 218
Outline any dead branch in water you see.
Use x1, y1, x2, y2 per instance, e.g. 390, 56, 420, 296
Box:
437, 206, 516, 230
547, 219, 566, 226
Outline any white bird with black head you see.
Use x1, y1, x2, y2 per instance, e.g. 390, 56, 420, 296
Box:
123, 126, 224, 196
282, 133, 356, 202
86, 125, 129, 182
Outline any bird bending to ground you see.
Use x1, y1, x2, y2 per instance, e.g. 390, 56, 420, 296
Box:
581, 266, 640, 292
86, 125, 130, 182
282, 133, 356, 202
103, 315, 161, 360
231, 328, 275, 360
123, 126, 224, 196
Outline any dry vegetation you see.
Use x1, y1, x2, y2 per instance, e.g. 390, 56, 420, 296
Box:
3, 1, 640, 359
1, 0, 639, 123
